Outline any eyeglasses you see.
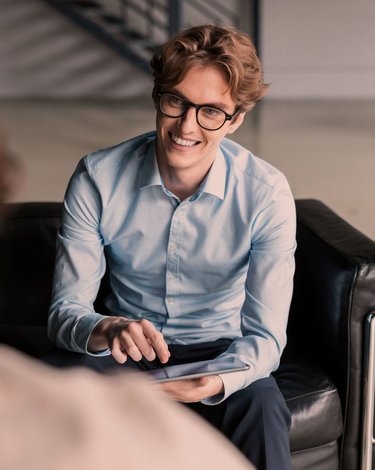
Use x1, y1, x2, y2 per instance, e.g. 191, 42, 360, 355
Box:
157, 92, 240, 131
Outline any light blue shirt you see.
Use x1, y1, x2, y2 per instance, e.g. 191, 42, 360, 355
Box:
48, 131, 296, 403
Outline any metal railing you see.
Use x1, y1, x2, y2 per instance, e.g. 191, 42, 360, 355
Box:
44, 0, 258, 74
361, 311, 375, 470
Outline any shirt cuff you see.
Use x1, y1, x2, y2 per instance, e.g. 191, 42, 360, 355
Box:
201, 370, 248, 405
74, 314, 112, 356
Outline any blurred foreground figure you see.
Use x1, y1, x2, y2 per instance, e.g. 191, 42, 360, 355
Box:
0, 345, 254, 470
0, 132, 17, 217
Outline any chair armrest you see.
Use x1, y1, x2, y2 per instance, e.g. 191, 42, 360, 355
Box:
362, 311, 375, 470
289, 199, 375, 469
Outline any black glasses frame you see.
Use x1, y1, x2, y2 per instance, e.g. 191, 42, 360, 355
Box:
157, 92, 240, 131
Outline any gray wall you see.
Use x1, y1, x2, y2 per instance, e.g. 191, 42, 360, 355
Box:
262, 0, 375, 98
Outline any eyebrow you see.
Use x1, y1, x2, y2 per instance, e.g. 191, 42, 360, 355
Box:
168, 89, 231, 112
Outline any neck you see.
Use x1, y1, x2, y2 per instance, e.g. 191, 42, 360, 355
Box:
157, 157, 214, 201
161, 167, 203, 200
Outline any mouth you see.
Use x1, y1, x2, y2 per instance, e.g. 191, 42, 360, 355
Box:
169, 132, 200, 148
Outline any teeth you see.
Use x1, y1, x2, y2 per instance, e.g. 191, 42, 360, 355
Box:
171, 133, 197, 147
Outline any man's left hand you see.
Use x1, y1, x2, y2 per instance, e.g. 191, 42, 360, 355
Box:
156, 375, 224, 403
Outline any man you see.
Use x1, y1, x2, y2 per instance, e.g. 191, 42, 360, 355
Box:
48, 25, 296, 470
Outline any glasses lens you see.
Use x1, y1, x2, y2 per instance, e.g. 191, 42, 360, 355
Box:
197, 107, 226, 130
159, 93, 185, 117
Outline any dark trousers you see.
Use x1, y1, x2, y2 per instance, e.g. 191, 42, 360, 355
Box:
43, 339, 291, 470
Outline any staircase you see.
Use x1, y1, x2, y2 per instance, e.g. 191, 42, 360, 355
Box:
44, 0, 257, 75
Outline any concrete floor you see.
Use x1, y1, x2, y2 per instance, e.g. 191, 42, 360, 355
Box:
0, 98, 374, 240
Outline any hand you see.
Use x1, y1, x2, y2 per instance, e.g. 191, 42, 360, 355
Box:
156, 375, 224, 403
88, 317, 170, 365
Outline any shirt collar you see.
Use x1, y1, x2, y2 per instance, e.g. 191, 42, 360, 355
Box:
198, 149, 226, 201
138, 139, 162, 190
138, 139, 227, 201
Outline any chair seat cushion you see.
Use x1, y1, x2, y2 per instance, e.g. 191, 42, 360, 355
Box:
275, 355, 343, 452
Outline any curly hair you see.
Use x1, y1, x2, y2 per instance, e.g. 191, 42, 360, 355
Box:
150, 24, 269, 112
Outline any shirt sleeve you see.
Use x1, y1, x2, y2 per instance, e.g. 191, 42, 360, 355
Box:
48, 158, 111, 354
203, 174, 297, 405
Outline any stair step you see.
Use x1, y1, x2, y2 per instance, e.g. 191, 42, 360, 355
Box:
101, 13, 123, 25
46, 0, 164, 75
64, 0, 101, 8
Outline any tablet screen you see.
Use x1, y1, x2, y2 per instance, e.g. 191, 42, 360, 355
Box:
147, 356, 249, 383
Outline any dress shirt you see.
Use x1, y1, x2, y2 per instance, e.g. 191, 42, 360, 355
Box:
48, 131, 296, 403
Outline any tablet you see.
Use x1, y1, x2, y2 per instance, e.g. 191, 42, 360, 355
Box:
146, 356, 249, 383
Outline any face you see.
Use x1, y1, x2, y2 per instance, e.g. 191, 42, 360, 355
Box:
155, 65, 245, 178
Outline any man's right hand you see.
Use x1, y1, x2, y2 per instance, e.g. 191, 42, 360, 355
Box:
88, 317, 170, 365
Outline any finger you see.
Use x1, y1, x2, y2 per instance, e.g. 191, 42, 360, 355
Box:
110, 336, 128, 364
158, 377, 218, 403
141, 320, 170, 363
158, 379, 199, 403
197, 376, 210, 387
118, 330, 143, 362
126, 322, 156, 362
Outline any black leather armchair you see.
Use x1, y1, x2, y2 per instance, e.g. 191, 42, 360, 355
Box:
1, 200, 374, 470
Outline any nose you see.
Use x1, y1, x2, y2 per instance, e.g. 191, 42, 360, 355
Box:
177, 106, 197, 133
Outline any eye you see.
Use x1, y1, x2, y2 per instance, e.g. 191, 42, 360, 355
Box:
167, 94, 184, 106
202, 107, 222, 118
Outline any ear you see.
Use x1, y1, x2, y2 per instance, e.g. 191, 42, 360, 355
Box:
225, 112, 245, 135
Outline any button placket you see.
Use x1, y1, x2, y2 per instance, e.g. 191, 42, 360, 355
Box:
165, 203, 186, 316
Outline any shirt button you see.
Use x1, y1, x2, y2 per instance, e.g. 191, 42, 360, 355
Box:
167, 297, 174, 304
170, 242, 177, 252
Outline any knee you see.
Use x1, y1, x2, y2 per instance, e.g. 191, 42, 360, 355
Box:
233, 377, 291, 428
246, 377, 284, 404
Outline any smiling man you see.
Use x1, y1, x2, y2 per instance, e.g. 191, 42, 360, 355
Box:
47, 25, 296, 470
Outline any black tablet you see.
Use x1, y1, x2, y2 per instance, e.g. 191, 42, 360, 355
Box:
147, 356, 249, 383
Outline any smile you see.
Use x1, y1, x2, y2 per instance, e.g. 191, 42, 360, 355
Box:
169, 132, 199, 147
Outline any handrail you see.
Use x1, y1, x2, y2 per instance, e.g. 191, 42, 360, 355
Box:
44, 0, 254, 74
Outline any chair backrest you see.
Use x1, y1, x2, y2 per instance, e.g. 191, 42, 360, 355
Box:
0, 202, 62, 327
